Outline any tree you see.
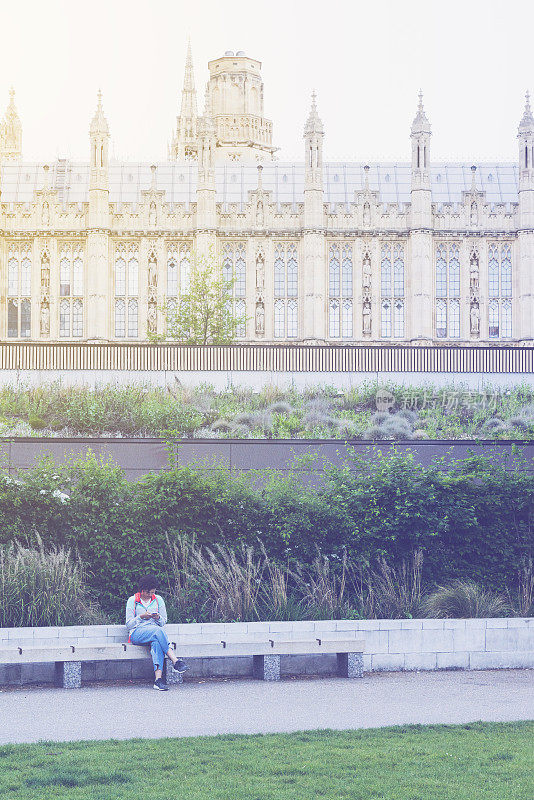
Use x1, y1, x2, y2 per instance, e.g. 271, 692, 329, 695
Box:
152, 248, 247, 345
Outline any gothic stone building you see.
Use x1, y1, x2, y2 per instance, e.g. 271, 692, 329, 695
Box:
0, 46, 533, 345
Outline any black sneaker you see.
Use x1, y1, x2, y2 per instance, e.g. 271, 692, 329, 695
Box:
173, 659, 190, 673
153, 677, 169, 691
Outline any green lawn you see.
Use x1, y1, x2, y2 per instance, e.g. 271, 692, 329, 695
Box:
0, 722, 532, 800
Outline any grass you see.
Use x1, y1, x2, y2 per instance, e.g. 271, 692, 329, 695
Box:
1, 380, 534, 439
0, 722, 531, 799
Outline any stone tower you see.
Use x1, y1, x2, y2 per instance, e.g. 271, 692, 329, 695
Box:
409, 91, 433, 339
207, 50, 277, 162
517, 91, 534, 339
87, 91, 110, 339
303, 93, 326, 338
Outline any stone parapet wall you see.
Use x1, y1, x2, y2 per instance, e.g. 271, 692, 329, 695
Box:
1, 618, 532, 686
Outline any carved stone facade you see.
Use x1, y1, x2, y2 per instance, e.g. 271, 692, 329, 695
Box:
0, 53, 533, 343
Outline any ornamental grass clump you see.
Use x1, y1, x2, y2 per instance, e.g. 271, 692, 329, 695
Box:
421, 579, 511, 618
0, 536, 106, 627
293, 550, 350, 619
188, 542, 266, 622
349, 550, 424, 619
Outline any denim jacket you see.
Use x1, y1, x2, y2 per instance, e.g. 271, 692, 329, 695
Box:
125, 594, 167, 634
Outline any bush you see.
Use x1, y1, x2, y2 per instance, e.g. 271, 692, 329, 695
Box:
421, 579, 511, 618
0, 450, 532, 620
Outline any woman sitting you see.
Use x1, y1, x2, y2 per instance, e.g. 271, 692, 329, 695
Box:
126, 573, 188, 691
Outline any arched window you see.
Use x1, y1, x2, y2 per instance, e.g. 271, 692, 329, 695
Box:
72, 299, 83, 338
114, 244, 138, 338
435, 243, 460, 338
341, 245, 353, 298
329, 243, 353, 338
167, 246, 178, 297
381, 244, 404, 338
487, 243, 513, 339
488, 244, 499, 298
329, 245, 340, 298
287, 245, 298, 297
180, 245, 191, 294
57, 244, 84, 337
273, 243, 299, 338
287, 299, 298, 338
115, 299, 125, 337
274, 244, 285, 298
329, 298, 340, 338
59, 299, 70, 337
274, 299, 285, 338
220, 242, 246, 337
128, 299, 138, 338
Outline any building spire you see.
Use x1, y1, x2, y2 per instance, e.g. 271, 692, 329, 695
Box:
90, 89, 109, 135
181, 37, 198, 117
411, 90, 431, 135
170, 39, 199, 160
304, 90, 324, 136
0, 86, 22, 161
518, 90, 534, 134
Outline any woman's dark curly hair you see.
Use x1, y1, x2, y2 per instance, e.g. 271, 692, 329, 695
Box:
138, 574, 159, 592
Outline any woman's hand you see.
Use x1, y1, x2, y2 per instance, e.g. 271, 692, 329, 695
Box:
139, 612, 153, 619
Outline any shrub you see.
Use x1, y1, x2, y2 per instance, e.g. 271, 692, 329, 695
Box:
421, 579, 511, 618
28, 414, 47, 431
0, 536, 106, 627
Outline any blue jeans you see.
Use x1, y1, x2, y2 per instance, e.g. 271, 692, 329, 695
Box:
130, 624, 170, 673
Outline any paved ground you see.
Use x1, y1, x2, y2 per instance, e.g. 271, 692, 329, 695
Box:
0, 669, 532, 744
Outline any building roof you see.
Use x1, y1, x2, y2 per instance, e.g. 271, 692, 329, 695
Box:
0, 160, 520, 211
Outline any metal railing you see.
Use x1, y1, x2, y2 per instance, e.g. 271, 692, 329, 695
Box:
0, 342, 532, 372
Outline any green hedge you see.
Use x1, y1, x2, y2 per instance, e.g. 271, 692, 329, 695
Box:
0, 449, 532, 619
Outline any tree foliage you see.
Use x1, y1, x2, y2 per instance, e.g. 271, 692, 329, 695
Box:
154, 247, 246, 345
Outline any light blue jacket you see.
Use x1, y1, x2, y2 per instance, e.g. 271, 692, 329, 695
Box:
125, 594, 168, 634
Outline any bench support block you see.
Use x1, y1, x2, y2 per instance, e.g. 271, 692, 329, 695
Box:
164, 660, 184, 685
337, 652, 363, 678
55, 661, 82, 689
253, 654, 281, 681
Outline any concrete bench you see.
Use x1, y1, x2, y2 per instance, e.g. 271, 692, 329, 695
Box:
0, 635, 365, 688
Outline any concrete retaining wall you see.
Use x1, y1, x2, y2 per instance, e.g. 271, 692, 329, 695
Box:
1, 618, 532, 686
2, 438, 533, 482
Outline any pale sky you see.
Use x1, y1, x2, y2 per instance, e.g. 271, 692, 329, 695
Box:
1, 0, 532, 164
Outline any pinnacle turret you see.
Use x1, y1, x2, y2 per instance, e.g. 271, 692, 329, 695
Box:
170, 39, 199, 160
518, 91, 534, 135
411, 90, 431, 135
0, 87, 22, 160
90, 90, 109, 136
304, 91, 324, 136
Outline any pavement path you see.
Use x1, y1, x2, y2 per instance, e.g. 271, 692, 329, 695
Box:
0, 669, 532, 744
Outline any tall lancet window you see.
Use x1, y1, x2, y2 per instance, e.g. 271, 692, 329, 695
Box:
166, 245, 179, 298
274, 243, 299, 338
221, 243, 246, 337
7, 244, 32, 338
488, 243, 512, 339
179, 244, 191, 295
328, 244, 353, 338
380, 243, 405, 338
58, 243, 84, 338
114, 244, 139, 338
435, 243, 460, 338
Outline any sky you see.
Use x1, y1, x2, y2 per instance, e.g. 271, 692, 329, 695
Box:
0, 0, 532, 164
